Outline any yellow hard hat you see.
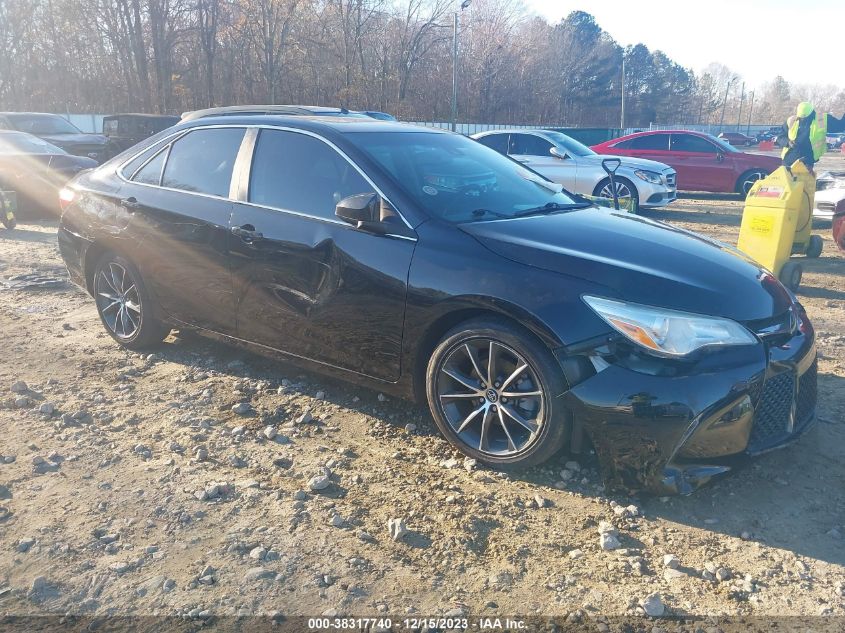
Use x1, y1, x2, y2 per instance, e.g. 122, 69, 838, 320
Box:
796, 102, 814, 118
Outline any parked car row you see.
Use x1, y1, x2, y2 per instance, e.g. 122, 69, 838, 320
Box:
56, 109, 818, 494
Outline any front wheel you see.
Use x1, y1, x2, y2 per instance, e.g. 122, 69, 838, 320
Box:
425, 317, 570, 468
92, 253, 169, 349
593, 177, 639, 212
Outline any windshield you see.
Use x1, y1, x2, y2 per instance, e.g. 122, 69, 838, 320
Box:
542, 131, 596, 157
348, 131, 582, 222
7, 114, 82, 135
708, 134, 740, 153
0, 132, 65, 155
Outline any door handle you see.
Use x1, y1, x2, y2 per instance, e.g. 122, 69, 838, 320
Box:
120, 197, 140, 210
231, 224, 263, 241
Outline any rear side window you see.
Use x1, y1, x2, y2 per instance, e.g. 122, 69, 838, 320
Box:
476, 134, 508, 154
671, 134, 718, 153
161, 127, 245, 197
132, 149, 167, 186
509, 134, 554, 156
626, 134, 670, 150
248, 129, 372, 220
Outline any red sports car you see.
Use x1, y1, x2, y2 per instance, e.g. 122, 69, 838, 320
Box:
592, 130, 782, 195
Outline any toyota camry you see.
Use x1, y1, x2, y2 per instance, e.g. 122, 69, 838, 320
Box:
57, 115, 817, 494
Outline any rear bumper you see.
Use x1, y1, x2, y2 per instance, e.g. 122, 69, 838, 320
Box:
57, 224, 92, 292
563, 307, 816, 495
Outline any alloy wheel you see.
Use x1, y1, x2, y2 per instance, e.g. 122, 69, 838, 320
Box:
95, 261, 142, 340
599, 180, 633, 201
742, 172, 766, 195
435, 339, 546, 457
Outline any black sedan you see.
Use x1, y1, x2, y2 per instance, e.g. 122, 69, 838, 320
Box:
0, 131, 97, 217
56, 116, 817, 494
0, 112, 109, 163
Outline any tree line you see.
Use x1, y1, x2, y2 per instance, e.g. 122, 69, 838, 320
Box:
1, 0, 842, 128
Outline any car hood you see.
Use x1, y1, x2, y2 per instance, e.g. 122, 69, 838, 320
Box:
460, 208, 793, 322
37, 133, 107, 147
583, 153, 673, 173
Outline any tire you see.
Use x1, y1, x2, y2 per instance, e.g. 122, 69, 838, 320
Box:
806, 234, 823, 258
425, 317, 570, 469
778, 261, 802, 291
92, 252, 169, 349
593, 177, 639, 212
737, 170, 769, 196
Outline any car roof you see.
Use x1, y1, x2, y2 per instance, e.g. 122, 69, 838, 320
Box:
0, 111, 68, 118
472, 129, 556, 137
180, 105, 371, 122
179, 114, 441, 136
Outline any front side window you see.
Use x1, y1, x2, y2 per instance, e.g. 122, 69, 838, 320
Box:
161, 127, 245, 197
671, 134, 719, 153
248, 129, 372, 220
509, 133, 554, 157
347, 131, 583, 223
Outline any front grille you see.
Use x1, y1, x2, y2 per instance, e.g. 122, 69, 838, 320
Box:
817, 202, 835, 212
747, 360, 817, 453
748, 371, 795, 452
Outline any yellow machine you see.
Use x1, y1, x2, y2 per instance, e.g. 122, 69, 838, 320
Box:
736, 161, 823, 290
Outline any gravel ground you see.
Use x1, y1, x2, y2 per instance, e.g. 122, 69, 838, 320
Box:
0, 154, 844, 631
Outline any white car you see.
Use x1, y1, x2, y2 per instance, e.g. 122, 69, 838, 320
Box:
471, 129, 677, 209
814, 171, 845, 219
826, 133, 845, 150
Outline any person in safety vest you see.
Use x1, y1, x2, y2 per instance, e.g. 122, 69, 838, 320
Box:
780, 102, 845, 171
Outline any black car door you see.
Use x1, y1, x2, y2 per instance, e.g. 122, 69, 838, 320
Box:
228, 127, 416, 382
118, 126, 246, 335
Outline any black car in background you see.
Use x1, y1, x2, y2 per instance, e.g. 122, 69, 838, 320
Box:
57, 116, 817, 494
103, 113, 180, 160
0, 131, 96, 217
0, 112, 108, 164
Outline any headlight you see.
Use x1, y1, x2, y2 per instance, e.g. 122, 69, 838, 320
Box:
583, 296, 756, 357
633, 169, 663, 185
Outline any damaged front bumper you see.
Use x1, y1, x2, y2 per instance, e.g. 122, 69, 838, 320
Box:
561, 304, 816, 495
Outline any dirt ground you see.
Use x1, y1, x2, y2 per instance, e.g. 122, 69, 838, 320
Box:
0, 151, 844, 631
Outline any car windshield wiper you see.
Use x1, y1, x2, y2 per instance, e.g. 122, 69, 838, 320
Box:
512, 202, 591, 218
469, 208, 511, 219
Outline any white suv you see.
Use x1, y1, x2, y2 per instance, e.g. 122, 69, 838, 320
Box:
472, 129, 677, 210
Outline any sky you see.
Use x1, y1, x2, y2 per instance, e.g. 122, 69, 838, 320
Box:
524, 0, 844, 90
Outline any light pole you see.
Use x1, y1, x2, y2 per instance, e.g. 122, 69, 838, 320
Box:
718, 75, 737, 132
736, 81, 745, 130
451, 0, 471, 132
620, 56, 626, 130
746, 90, 755, 135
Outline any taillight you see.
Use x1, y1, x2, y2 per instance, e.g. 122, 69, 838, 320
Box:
58, 187, 76, 212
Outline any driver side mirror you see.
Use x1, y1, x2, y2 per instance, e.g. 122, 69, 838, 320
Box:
336, 193, 393, 235
550, 147, 569, 160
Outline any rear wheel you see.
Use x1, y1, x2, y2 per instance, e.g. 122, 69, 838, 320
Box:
778, 261, 803, 291
806, 234, 823, 258
93, 253, 169, 349
737, 170, 768, 195
426, 317, 570, 468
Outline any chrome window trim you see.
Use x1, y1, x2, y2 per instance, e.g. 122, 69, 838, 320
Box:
114, 122, 416, 235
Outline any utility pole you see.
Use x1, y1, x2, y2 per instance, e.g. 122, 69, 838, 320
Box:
451, 0, 471, 133
620, 56, 625, 130
718, 76, 737, 132
746, 90, 755, 135
736, 81, 745, 129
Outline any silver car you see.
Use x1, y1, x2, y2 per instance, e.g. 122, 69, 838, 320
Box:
472, 129, 677, 209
